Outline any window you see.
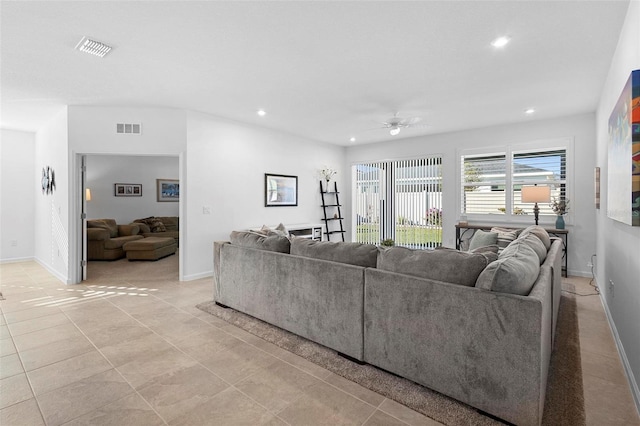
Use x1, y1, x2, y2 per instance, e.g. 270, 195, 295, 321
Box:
460, 144, 568, 220
353, 157, 443, 249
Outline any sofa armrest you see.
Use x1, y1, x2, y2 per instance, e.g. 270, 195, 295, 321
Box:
87, 228, 110, 241
118, 224, 140, 236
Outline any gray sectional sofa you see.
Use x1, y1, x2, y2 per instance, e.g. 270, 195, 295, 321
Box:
213, 226, 563, 426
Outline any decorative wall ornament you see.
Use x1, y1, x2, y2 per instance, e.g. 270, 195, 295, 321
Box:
114, 183, 142, 197
156, 179, 179, 202
265, 173, 298, 207
41, 166, 56, 195
607, 69, 639, 226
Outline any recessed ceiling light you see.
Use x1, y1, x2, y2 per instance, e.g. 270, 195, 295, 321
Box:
257, 110, 266, 117
491, 36, 510, 48
525, 108, 536, 114
350, 137, 356, 142
75, 36, 112, 57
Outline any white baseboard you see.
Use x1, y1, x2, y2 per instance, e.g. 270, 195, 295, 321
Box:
567, 269, 591, 278
181, 270, 213, 282
0, 256, 35, 264
600, 291, 640, 417
34, 258, 68, 284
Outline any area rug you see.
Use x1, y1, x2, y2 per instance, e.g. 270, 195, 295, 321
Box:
196, 286, 585, 426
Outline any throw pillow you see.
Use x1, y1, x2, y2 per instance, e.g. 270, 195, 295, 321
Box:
377, 247, 498, 287
476, 240, 540, 295
147, 218, 167, 233
491, 227, 518, 253
468, 229, 498, 251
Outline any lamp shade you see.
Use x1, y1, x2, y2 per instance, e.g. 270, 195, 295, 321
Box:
85, 188, 92, 201
521, 185, 550, 203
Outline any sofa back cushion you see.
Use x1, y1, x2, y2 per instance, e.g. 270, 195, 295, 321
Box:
87, 219, 118, 238
519, 234, 547, 264
290, 239, 378, 268
475, 239, 540, 295
519, 225, 551, 250
377, 247, 498, 287
230, 231, 290, 253
156, 216, 179, 231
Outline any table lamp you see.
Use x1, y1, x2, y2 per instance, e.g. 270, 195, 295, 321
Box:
521, 185, 550, 225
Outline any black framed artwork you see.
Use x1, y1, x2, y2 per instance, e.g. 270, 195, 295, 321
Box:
265, 174, 298, 207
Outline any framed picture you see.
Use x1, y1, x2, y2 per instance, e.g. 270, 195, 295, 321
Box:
265, 173, 298, 207
156, 179, 179, 202
114, 183, 142, 197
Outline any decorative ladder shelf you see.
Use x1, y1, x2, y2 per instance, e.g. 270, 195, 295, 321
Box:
320, 181, 345, 242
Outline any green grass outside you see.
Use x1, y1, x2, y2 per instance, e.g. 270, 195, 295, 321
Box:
356, 224, 442, 245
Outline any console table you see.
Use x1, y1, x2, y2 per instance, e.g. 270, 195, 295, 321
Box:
455, 224, 568, 277
249, 223, 323, 241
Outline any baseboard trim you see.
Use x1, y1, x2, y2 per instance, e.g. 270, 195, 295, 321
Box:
567, 269, 591, 278
34, 258, 68, 284
182, 270, 213, 282
600, 288, 640, 417
0, 256, 35, 264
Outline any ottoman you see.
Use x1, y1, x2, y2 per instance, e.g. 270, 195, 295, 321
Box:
123, 237, 177, 261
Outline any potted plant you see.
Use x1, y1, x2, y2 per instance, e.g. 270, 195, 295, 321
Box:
550, 198, 570, 229
380, 238, 395, 247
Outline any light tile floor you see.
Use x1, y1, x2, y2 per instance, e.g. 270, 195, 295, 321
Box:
0, 259, 638, 425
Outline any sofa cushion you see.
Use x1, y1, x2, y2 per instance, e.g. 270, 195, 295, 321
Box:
135, 222, 151, 234
156, 216, 178, 231
470, 244, 499, 255
468, 229, 498, 251
88, 219, 118, 238
520, 225, 551, 250
476, 240, 540, 295
519, 234, 547, 264
230, 231, 290, 253
290, 239, 378, 268
378, 247, 498, 287
104, 235, 143, 249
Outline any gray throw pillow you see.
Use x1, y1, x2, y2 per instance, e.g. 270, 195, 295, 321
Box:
230, 231, 290, 253
476, 240, 540, 295
378, 247, 498, 287
468, 229, 498, 251
290, 239, 378, 267
491, 227, 518, 253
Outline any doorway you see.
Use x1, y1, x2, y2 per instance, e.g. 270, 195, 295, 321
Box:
71, 153, 184, 284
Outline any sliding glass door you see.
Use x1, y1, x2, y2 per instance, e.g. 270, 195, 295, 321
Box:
353, 157, 442, 249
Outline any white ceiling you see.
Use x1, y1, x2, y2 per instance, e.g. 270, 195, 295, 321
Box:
0, 1, 630, 145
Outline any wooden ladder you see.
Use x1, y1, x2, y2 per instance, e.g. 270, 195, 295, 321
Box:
320, 181, 345, 242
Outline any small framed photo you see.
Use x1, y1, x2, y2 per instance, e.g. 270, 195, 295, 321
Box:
114, 183, 142, 197
265, 173, 298, 207
157, 179, 179, 202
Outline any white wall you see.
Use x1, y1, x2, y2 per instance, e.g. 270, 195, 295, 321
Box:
34, 108, 69, 281
595, 0, 640, 410
86, 155, 179, 223
67, 106, 187, 283
0, 129, 36, 262
345, 113, 597, 277
184, 111, 345, 280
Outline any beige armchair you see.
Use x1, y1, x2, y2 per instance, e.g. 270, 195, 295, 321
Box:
87, 219, 144, 260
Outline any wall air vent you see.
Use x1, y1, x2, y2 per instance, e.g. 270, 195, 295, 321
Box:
116, 123, 142, 134
75, 36, 112, 58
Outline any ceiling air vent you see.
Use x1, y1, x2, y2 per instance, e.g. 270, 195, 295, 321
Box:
75, 36, 112, 58
116, 123, 142, 134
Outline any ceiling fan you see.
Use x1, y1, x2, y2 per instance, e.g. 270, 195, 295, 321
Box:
379, 113, 425, 136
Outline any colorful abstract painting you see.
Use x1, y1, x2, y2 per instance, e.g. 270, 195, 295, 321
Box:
608, 69, 640, 226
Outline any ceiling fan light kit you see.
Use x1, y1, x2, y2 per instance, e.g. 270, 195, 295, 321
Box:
389, 127, 401, 136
